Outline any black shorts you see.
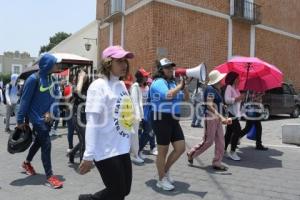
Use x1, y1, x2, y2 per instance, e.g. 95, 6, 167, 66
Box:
152, 112, 185, 145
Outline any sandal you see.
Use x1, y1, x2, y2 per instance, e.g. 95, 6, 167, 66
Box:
212, 165, 228, 171
187, 153, 193, 165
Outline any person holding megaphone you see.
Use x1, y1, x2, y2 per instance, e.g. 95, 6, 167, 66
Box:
149, 58, 189, 191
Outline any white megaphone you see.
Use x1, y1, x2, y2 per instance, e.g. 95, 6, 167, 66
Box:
174, 63, 207, 83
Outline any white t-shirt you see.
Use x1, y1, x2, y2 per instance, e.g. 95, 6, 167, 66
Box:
83, 75, 136, 161
224, 85, 241, 117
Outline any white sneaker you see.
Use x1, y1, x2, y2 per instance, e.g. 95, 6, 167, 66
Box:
49, 129, 57, 136
67, 149, 72, 153
228, 151, 241, 161
156, 177, 175, 191
150, 148, 158, 156
138, 151, 146, 160
131, 156, 144, 164
165, 171, 174, 184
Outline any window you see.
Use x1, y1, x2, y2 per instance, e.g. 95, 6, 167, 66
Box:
11, 64, 22, 74
283, 84, 292, 95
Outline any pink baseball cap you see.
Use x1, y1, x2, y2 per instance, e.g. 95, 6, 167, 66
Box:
102, 45, 134, 59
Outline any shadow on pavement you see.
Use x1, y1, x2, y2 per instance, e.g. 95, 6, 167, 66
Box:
268, 115, 297, 121
188, 164, 232, 176
10, 174, 65, 187
223, 146, 283, 169
145, 179, 207, 198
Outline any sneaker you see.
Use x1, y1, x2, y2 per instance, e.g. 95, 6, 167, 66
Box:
67, 148, 72, 153
79, 194, 93, 200
197, 124, 203, 128
49, 129, 57, 136
5, 128, 11, 133
150, 148, 158, 156
228, 151, 241, 161
156, 177, 175, 191
131, 156, 144, 164
256, 144, 268, 151
69, 154, 75, 164
165, 171, 174, 184
138, 151, 146, 160
22, 162, 36, 175
46, 176, 63, 189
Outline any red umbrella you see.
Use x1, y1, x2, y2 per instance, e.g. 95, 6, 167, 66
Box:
215, 56, 283, 92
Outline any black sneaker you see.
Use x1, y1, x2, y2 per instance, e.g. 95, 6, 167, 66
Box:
256, 144, 268, 151
69, 154, 75, 164
79, 194, 93, 200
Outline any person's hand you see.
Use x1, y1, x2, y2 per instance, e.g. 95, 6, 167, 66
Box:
79, 160, 93, 175
227, 118, 232, 125
235, 94, 245, 102
16, 123, 26, 130
44, 112, 52, 123
222, 118, 232, 125
78, 70, 87, 82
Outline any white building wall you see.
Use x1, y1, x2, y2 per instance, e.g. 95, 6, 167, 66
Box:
50, 20, 98, 67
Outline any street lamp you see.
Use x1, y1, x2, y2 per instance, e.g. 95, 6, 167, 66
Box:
84, 37, 97, 51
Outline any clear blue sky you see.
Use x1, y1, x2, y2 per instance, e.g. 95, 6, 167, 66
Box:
0, 0, 96, 57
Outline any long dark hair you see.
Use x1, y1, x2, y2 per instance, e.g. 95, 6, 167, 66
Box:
135, 70, 146, 86
225, 71, 239, 86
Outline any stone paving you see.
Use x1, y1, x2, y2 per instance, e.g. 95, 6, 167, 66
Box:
0, 104, 300, 200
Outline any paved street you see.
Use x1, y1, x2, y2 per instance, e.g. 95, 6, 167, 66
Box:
0, 104, 300, 200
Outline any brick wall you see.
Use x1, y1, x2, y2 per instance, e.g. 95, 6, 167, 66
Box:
124, 3, 156, 74
177, 0, 230, 14
232, 21, 251, 56
96, 0, 104, 20
113, 17, 122, 46
152, 2, 228, 72
99, 26, 110, 60
255, 28, 300, 90
126, 0, 143, 9
255, 0, 300, 35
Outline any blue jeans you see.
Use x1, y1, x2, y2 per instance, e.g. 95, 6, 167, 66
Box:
139, 120, 156, 152
26, 123, 53, 178
192, 103, 203, 126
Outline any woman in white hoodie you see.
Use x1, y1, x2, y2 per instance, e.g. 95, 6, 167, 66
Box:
79, 45, 136, 200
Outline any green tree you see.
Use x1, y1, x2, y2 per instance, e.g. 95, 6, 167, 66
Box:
0, 73, 11, 85
39, 32, 71, 54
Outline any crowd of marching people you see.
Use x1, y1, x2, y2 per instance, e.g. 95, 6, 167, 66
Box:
1, 45, 269, 199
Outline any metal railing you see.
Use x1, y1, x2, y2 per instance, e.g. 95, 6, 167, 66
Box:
231, 0, 261, 24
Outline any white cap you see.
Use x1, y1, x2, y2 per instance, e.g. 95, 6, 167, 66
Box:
159, 58, 176, 68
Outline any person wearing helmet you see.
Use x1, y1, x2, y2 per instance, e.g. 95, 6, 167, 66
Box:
17, 53, 64, 189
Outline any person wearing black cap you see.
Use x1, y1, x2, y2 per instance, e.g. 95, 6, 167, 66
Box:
150, 58, 189, 191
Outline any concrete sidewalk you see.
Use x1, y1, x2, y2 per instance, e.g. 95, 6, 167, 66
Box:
0, 104, 300, 200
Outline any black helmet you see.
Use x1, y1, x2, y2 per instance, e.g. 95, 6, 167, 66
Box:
7, 125, 33, 154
